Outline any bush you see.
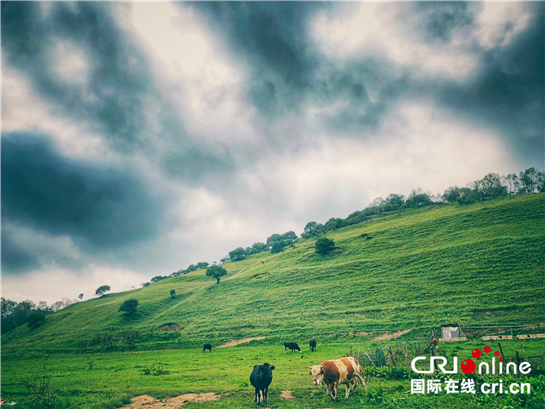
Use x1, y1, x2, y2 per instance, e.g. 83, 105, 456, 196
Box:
118, 299, 139, 316
27, 312, 46, 329
315, 237, 336, 255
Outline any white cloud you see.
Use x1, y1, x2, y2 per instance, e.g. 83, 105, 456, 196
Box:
117, 2, 259, 147
310, 3, 479, 81
233, 101, 510, 224
2, 264, 146, 304
475, 2, 532, 49
2, 65, 107, 160
52, 40, 90, 87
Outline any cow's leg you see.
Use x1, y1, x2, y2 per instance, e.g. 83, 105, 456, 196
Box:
327, 383, 337, 401
285, 347, 288, 353
264, 386, 268, 406
254, 388, 258, 403
345, 383, 351, 399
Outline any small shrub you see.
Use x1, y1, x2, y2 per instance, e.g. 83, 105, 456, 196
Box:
21, 377, 61, 408
27, 312, 46, 329
118, 299, 139, 316
315, 237, 336, 255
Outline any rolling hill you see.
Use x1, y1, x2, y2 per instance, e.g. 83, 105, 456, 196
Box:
3, 193, 544, 358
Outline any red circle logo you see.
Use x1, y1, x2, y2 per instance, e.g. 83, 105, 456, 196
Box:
461, 359, 476, 374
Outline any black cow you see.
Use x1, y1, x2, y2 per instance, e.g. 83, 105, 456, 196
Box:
250, 363, 275, 406
202, 343, 212, 353
284, 342, 301, 353
309, 339, 317, 352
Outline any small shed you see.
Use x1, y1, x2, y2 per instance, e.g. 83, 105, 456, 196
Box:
440, 324, 466, 341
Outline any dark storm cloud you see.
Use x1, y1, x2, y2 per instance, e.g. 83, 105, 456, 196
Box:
197, 2, 405, 133
1, 228, 40, 274
1, 133, 162, 266
2, 2, 156, 152
2, 2, 238, 182
196, 2, 321, 118
417, 4, 544, 165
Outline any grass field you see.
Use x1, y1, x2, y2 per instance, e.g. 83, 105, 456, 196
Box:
2, 194, 544, 407
2, 340, 545, 408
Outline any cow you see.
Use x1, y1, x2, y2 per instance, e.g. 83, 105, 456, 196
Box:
284, 342, 301, 353
202, 343, 212, 353
309, 357, 366, 401
309, 339, 317, 352
250, 363, 275, 406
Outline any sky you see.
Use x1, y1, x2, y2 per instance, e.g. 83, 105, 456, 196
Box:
2, 1, 544, 304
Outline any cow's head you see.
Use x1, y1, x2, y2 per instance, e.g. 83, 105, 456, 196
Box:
309, 365, 325, 386
258, 363, 275, 377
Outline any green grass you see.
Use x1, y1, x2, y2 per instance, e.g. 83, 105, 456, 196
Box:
2, 340, 545, 408
2, 194, 544, 407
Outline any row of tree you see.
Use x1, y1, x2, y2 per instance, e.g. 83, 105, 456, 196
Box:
301, 167, 543, 238
153, 167, 542, 284
0, 297, 77, 334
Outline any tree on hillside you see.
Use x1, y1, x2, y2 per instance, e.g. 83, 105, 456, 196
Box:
476, 173, 507, 199
27, 312, 46, 329
505, 173, 519, 195
519, 167, 540, 194
266, 233, 282, 247
384, 193, 405, 207
405, 189, 434, 208
118, 299, 139, 316
304, 221, 318, 234
281, 231, 298, 242
315, 237, 336, 255
95, 285, 111, 296
78, 294, 84, 300
206, 265, 228, 284
442, 186, 462, 203
151, 275, 167, 283
249, 242, 267, 254
170, 289, 176, 298
270, 241, 287, 254
196, 262, 209, 270
229, 247, 246, 261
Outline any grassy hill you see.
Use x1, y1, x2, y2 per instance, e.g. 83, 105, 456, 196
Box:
3, 194, 544, 358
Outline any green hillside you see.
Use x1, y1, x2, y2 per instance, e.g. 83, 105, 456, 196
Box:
3, 194, 544, 357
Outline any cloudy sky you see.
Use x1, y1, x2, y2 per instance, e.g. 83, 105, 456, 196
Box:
2, 1, 543, 304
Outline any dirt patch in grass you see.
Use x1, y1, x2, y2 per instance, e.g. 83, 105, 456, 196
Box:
353, 331, 372, 336
372, 329, 411, 341
217, 337, 266, 348
158, 324, 181, 331
121, 393, 220, 408
355, 313, 367, 318
280, 390, 295, 400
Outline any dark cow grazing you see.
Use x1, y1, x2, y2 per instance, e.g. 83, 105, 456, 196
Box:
284, 342, 301, 353
202, 343, 212, 353
250, 363, 275, 406
309, 339, 317, 352
309, 357, 366, 401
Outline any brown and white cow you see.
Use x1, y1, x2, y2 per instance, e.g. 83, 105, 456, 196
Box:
309, 357, 366, 401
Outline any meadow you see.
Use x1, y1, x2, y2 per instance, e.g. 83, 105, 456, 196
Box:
2, 194, 544, 407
